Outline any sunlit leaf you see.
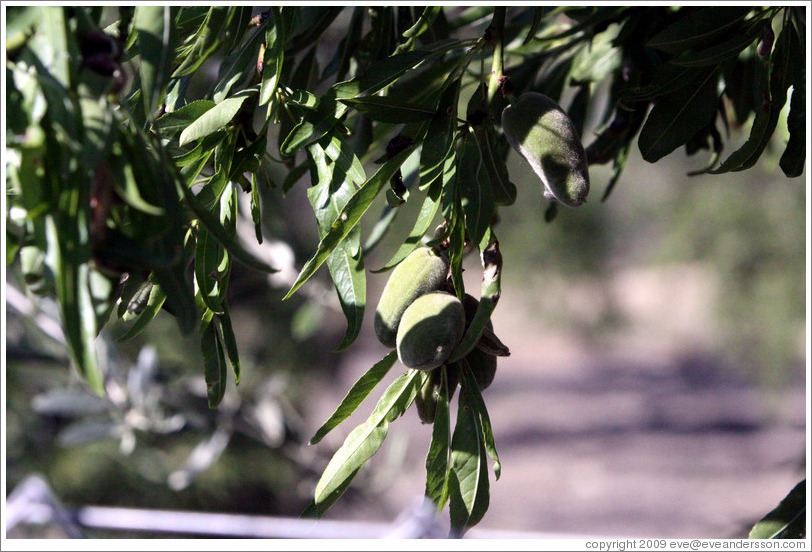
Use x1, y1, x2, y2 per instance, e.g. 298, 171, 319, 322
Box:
259, 8, 283, 107
311, 370, 425, 516
448, 386, 489, 534
154, 100, 216, 141
309, 350, 398, 445
117, 281, 167, 342
284, 145, 418, 299
179, 90, 255, 146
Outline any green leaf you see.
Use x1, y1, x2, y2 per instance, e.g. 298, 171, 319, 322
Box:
284, 7, 344, 55
309, 350, 398, 445
134, 6, 177, 119
40, 7, 70, 88
172, 7, 231, 78
311, 370, 426, 516
194, 225, 228, 314
116, 282, 167, 342
259, 8, 284, 107
374, 178, 442, 273
154, 100, 216, 141
418, 86, 459, 191
569, 24, 621, 83
749, 480, 806, 539
250, 173, 263, 244
326, 236, 366, 351
212, 26, 264, 103
217, 305, 241, 386
201, 312, 227, 408
333, 50, 433, 100
638, 66, 721, 163
457, 131, 494, 247
284, 145, 418, 299
6, 6, 42, 52
49, 217, 105, 395
458, 361, 501, 480
322, 134, 366, 186
285, 89, 320, 110
711, 22, 794, 174
340, 95, 436, 124
646, 7, 753, 54
670, 21, 764, 67
279, 93, 347, 157
181, 182, 276, 274
473, 123, 516, 206
448, 386, 490, 534
306, 140, 366, 351
179, 89, 254, 146
425, 367, 452, 509
152, 262, 198, 335
620, 64, 705, 104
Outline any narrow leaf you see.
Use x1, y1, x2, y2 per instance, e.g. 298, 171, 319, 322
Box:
522, 7, 548, 45
309, 350, 398, 445
322, 134, 366, 186
711, 23, 794, 173
179, 90, 254, 146
216, 306, 241, 385
448, 387, 490, 534
312, 370, 425, 515
154, 100, 216, 141
374, 179, 442, 273
333, 50, 432, 100
779, 20, 806, 178
284, 146, 418, 299
459, 361, 501, 479
326, 235, 366, 351
671, 22, 764, 67
339, 96, 436, 124
182, 183, 276, 273
116, 282, 167, 342
201, 314, 227, 408
425, 367, 452, 508
474, 124, 516, 206
638, 66, 721, 163
457, 132, 494, 247
646, 7, 753, 53
258, 8, 284, 106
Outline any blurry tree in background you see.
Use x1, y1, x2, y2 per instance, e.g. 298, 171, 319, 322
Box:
4, 5, 807, 537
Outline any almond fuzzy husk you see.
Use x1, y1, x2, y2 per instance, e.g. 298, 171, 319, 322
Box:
501, 91, 590, 207
374, 247, 449, 348
396, 292, 465, 371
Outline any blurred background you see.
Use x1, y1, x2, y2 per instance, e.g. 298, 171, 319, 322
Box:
4, 6, 808, 541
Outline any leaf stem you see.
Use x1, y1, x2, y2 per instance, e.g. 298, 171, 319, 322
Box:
486, 7, 506, 105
